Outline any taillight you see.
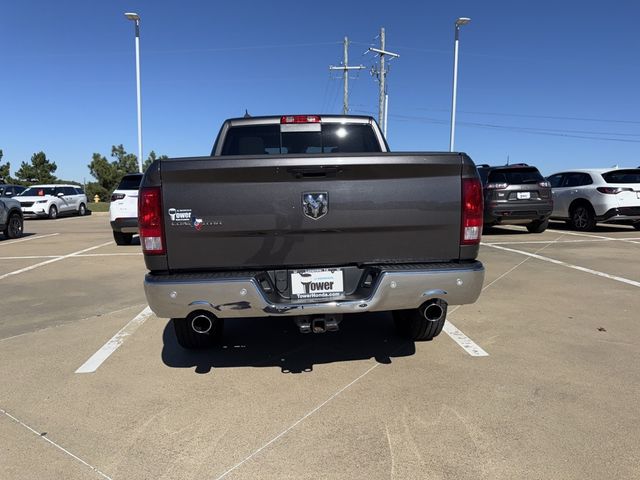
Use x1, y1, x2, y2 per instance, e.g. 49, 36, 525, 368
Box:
280, 115, 321, 124
138, 187, 165, 255
111, 193, 125, 201
538, 181, 551, 188
485, 182, 508, 190
462, 178, 483, 245
596, 187, 632, 195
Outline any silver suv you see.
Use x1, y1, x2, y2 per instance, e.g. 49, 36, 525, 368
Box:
17, 184, 87, 219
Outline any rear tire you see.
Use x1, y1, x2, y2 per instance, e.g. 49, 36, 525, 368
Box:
112, 231, 133, 245
172, 315, 223, 349
77, 203, 86, 216
526, 219, 549, 233
48, 205, 58, 219
393, 301, 447, 341
4, 213, 23, 239
569, 204, 596, 231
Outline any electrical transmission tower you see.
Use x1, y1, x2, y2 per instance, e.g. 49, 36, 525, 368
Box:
329, 37, 366, 115
369, 27, 399, 136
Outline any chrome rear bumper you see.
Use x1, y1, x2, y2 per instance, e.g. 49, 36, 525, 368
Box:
144, 262, 484, 319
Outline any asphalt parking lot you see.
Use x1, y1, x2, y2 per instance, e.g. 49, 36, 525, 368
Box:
1, 213, 639, 479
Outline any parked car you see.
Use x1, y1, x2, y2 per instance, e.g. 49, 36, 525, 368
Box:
109, 173, 143, 245
0, 184, 26, 198
17, 184, 87, 219
547, 168, 640, 231
0, 196, 24, 238
476, 164, 553, 233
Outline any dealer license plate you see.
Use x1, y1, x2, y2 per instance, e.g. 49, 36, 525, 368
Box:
517, 192, 531, 200
291, 269, 344, 299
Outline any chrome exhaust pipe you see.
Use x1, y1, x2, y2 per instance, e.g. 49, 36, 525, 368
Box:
190, 313, 214, 334
421, 299, 447, 322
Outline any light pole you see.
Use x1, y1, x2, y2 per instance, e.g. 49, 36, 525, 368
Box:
125, 12, 143, 173
449, 17, 470, 152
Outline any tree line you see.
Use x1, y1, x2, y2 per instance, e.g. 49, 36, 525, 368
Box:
0, 146, 167, 201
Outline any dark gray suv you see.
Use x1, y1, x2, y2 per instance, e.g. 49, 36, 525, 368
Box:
477, 164, 553, 233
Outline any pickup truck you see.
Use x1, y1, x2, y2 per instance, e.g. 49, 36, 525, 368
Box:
140, 115, 485, 349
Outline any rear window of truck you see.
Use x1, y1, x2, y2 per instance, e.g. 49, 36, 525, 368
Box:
220, 124, 382, 155
602, 169, 640, 184
487, 167, 543, 185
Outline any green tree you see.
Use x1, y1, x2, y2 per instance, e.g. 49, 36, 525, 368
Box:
0, 149, 9, 182
88, 145, 168, 198
142, 150, 168, 172
15, 151, 58, 184
111, 144, 139, 174
88, 152, 120, 193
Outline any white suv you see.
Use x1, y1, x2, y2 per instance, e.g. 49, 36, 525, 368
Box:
17, 184, 88, 219
109, 173, 142, 245
547, 168, 640, 231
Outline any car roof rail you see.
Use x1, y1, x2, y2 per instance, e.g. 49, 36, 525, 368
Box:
507, 163, 529, 167
476, 163, 490, 168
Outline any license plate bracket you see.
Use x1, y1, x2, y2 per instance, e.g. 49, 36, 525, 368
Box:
517, 191, 531, 200
291, 269, 344, 299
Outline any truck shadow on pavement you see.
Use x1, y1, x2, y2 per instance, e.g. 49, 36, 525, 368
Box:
161, 312, 416, 374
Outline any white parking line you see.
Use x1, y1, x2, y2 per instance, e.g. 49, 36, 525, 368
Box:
484, 243, 640, 288
214, 362, 380, 480
483, 238, 640, 245
0, 252, 141, 260
75, 306, 153, 373
442, 321, 488, 356
0, 241, 112, 281
547, 229, 640, 245
0, 233, 59, 246
0, 407, 112, 479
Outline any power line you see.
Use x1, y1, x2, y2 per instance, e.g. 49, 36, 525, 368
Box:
352, 109, 640, 144
414, 107, 640, 125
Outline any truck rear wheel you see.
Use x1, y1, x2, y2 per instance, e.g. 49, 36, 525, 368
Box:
172, 313, 223, 349
393, 300, 447, 341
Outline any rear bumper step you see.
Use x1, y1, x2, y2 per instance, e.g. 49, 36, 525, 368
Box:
144, 262, 485, 319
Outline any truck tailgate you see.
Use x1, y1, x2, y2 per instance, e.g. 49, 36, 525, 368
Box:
160, 154, 463, 271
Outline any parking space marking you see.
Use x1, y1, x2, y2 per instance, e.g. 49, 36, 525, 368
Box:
442, 321, 488, 356
0, 304, 147, 344
0, 233, 59, 246
0, 252, 141, 260
485, 243, 640, 288
213, 362, 380, 480
547, 228, 640, 245
75, 306, 153, 373
483, 238, 640, 245
0, 407, 113, 479
0, 241, 111, 281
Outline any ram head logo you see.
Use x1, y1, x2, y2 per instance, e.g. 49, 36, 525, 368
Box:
302, 192, 328, 220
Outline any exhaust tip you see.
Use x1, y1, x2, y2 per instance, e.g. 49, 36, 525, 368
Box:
191, 314, 213, 334
421, 299, 447, 322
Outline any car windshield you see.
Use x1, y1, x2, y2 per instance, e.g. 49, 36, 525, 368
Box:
602, 169, 640, 184
488, 167, 543, 185
19, 187, 56, 196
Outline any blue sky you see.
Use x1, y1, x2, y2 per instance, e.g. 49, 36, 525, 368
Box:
1, 1, 639, 183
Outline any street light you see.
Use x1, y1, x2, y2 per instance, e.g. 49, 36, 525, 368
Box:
449, 17, 471, 152
124, 12, 143, 173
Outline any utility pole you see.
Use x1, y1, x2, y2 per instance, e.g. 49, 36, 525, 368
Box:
329, 37, 366, 115
369, 28, 399, 137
